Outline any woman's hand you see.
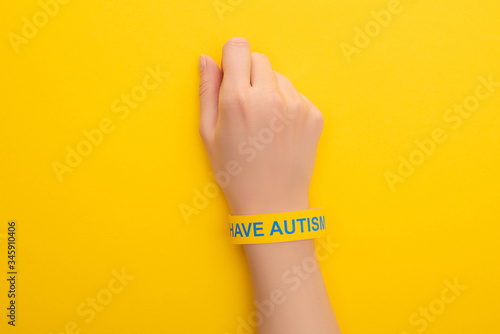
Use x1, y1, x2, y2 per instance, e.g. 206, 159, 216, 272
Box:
198, 37, 324, 215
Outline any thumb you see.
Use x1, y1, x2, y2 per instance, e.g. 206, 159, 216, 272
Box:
198, 54, 222, 142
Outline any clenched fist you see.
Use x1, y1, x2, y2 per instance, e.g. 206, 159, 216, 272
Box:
198, 37, 324, 215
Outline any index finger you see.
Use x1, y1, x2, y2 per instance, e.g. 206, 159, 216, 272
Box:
221, 37, 251, 88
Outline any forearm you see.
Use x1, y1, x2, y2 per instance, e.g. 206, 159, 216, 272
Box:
233, 198, 341, 334
243, 239, 341, 334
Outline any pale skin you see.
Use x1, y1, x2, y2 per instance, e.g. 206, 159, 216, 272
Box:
198, 37, 341, 334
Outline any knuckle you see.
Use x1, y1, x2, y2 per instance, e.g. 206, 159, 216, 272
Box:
266, 91, 284, 110
199, 79, 211, 97
311, 108, 324, 127
289, 96, 306, 113
220, 86, 249, 108
282, 96, 305, 120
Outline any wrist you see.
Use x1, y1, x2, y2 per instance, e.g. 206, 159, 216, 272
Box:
228, 193, 310, 216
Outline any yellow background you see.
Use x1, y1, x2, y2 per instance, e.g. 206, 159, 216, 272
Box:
1, 0, 499, 333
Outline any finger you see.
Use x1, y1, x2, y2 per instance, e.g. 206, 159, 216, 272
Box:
250, 52, 276, 89
199, 54, 222, 142
298, 91, 319, 111
274, 70, 302, 103
221, 37, 251, 88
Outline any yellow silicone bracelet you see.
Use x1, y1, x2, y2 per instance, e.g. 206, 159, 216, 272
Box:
228, 208, 327, 244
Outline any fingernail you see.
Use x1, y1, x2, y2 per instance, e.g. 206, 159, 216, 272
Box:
199, 54, 206, 72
